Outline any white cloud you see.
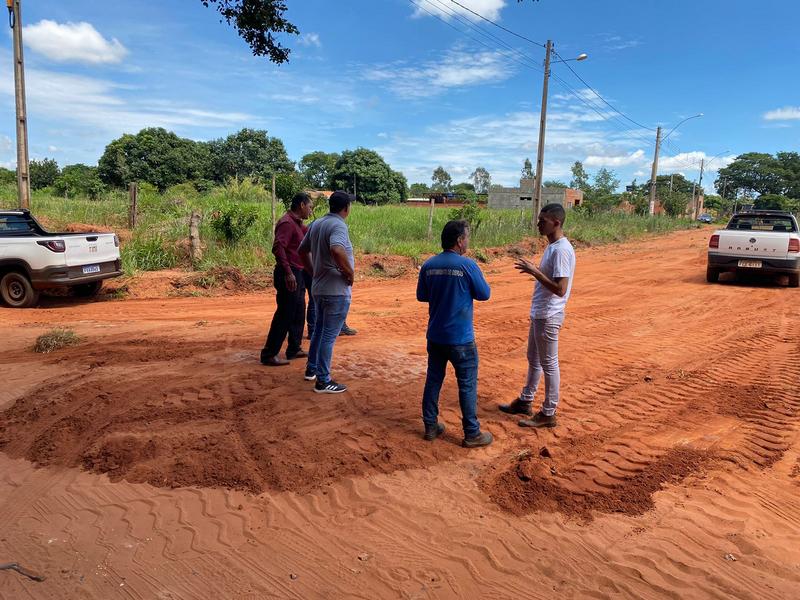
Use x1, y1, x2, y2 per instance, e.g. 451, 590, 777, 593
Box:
377, 132, 388, 138
1, 135, 11, 153
0, 68, 255, 134
24, 20, 128, 65
585, 149, 645, 167
412, 0, 507, 21
298, 33, 322, 47
763, 106, 800, 121
364, 49, 515, 98
47, 145, 59, 153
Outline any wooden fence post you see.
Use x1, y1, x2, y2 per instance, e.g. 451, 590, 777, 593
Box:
427, 196, 435, 240
271, 174, 277, 235
128, 182, 138, 229
189, 210, 202, 265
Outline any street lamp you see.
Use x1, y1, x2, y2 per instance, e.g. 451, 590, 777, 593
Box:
648, 113, 704, 215
532, 42, 588, 228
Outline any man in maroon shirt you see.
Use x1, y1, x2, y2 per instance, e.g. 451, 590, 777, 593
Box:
261, 193, 314, 366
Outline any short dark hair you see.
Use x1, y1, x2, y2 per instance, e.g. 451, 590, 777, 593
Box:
291, 192, 311, 211
441, 219, 469, 250
329, 190, 353, 213
540, 203, 566, 225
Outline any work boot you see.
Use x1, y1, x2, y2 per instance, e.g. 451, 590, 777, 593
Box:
462, 431, 493, 448
423, 422, 445, 441
519, 411, 557, 428
339, 323, 358, 336
498, 397, 533, 416
261, 355, 290, 367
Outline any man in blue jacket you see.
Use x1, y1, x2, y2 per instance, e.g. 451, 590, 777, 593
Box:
416, 220, 493, 448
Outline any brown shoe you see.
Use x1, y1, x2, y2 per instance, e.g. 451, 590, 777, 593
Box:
519, 411, 557, 428
499, 398, 533, 416
286, 349, 308, 359
261, 355, 290, 366
462, 431, 493, 448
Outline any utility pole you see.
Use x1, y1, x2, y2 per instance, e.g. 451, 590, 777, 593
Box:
648, 126, 662, 216
9, 0, 30, 209
532, 39, 553, 229
694, 158, 705, 219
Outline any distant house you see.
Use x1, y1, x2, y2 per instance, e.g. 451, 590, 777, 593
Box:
488, 178, 584, 210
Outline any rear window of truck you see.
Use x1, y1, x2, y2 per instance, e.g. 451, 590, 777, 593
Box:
0, 215, 36, 233
726, 215, 797, 232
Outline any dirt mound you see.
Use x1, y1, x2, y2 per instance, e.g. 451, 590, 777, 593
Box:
482, 447, 713, 520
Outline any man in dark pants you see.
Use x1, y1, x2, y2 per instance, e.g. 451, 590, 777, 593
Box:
416, 220, 493, 448
260, 193, 314, 366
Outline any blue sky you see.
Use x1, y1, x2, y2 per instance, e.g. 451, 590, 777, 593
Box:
1, 0, 798, 192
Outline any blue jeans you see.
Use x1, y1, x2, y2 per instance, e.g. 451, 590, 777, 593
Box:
422, 340, 480, 437
306, 294, 350, 384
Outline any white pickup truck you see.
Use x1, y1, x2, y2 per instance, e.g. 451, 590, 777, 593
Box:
707, 210, 800, 287
0, 209, 122, 307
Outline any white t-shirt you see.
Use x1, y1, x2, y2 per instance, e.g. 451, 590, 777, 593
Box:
530, 237, 576, 319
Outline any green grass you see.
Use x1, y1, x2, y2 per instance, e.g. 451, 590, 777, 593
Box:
0, 184, 697, 275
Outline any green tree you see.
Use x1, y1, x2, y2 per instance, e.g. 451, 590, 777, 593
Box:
211, 128, 293, 184
777, 151, 800, 199
53, 164, 105, 199
543, 180, 567, 189
661, 189, 690, 217
199, 0, 299, 63
521, 158, 534, 179
754, 194, 793, 211
715, 152, 785, 198
0, 167, 15, 185
431, 166, 452, 192
655, 173, 694, 195
331, 148, 406, 204
470, 166, 491, 194
29, 158, 60, 190
298, 151, 339, 189
570, 161, 590, 192
274, 171, 307, 206
409, 182, 430, 197
593, 167, 620, 196
98, 128, 212, 191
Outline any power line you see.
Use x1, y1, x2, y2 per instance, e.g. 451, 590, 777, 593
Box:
447, 0, 545, 47
552, 49, 654, 132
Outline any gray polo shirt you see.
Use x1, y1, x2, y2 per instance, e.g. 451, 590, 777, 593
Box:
299, 212, 354, 297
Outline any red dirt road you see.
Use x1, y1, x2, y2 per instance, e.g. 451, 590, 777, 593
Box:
1, 228, 799, 599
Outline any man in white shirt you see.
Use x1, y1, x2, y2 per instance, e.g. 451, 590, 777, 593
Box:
499, 203, 576, 428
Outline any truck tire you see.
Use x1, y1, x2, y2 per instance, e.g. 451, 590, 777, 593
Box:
788, 272, 799, 288
706, 266, 721, 283
72, 281, 103, 297
0, 271, 40, 308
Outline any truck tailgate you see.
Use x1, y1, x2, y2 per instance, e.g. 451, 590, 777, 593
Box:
716, 231, 791, 260
64, 233, 119, 267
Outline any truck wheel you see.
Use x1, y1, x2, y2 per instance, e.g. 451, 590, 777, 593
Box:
706, 266, 721, 283
788, 272, 799, 288
0, 271, 40, 308
72, 281, 103, 297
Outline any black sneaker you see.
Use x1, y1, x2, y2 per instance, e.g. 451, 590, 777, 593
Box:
339, 324, 357, 336
462, 431, 493, 448
519, 411, 557, 428
314, 380, 347, 394
423, 422, 445, 441
498, 398, 533, 416
303, 368, 317, 381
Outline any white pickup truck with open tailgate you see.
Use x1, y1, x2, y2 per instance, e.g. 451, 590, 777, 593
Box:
707, 210, 800, 287
0, 209, 122, 307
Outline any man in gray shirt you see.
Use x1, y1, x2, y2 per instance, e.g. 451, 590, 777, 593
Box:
298, 191, 355, 393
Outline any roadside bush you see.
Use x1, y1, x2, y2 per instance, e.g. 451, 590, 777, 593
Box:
122, 235, 181, 272
223, 177, 269, 204
209, 201, 259, 244
33, 328, 81, 353
449, 199, 485, 231
661, 190, 691, 217
53, 164, 105, 199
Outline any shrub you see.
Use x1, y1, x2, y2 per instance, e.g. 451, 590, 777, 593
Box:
209, 201, 259, 244
122, 235, 181, 272
449, 199, 485, 231
33, 328, 81, 353
223, 177, 269, 204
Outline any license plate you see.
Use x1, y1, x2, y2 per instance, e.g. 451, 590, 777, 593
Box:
738, 259, 762, 268
82, 264, 101, 274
